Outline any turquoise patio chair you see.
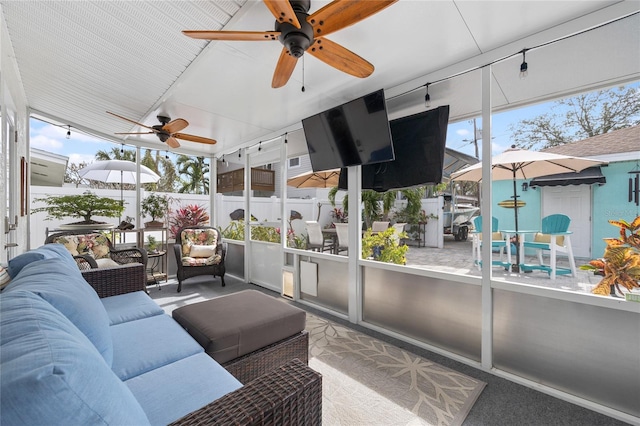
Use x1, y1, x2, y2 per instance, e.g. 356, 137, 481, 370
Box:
522, 214, 576, 280
471, 216, 511, 271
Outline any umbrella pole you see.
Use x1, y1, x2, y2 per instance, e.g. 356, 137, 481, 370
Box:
120, 170, 123, 223
512, 173, 521, 272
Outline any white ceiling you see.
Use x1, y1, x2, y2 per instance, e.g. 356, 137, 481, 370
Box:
2, 1, 639, 160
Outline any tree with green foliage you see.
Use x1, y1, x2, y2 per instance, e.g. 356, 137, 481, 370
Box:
32, 191, 125, 224
176, 155, 209, 194
510, 86, 640, 150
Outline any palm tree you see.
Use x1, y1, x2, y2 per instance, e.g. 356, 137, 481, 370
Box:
176, 155, 209, 194
88, 147, 137, 190
141, 149, 178, 193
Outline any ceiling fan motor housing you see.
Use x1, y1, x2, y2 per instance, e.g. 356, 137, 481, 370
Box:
276, 10, 313, 58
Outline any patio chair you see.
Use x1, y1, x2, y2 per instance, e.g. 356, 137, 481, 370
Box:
45, 230, 147, 271
522, 214, 576, 279
371, 221, 390, 233
391, 223, 407, 245
471, 216, 511, 271
174, 226, 226, 292
305, 221, 333, 252
333, 223, 349, 255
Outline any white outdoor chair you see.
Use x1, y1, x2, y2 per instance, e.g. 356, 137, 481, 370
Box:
522, 214, 576, 280
391, 223, 407, 245
371, 221, 390, 233
305, 221, 333, 252
333, 223, 349, 255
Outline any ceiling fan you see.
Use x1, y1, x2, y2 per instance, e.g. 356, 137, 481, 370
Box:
183, 0, 397, 88
107, 111, 217, 149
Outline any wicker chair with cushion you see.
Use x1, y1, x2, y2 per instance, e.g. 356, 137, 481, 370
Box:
45, 230, 147, 271
174, 226, 226, 292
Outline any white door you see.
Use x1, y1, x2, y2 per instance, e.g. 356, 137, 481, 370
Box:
541, 185, 591, 258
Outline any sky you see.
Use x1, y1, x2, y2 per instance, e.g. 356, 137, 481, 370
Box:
30, 82, 637, 166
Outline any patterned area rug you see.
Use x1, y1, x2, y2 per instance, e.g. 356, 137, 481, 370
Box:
307, 314, 486, 426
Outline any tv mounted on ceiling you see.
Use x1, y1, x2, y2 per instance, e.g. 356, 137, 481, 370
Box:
338, 105, 450, 192
302, 89, 395, 172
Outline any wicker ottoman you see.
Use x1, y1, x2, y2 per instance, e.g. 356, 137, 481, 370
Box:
172, 290, 308, 383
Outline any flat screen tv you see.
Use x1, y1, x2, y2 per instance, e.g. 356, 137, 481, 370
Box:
302, 89, 395, 172
338, 105, 450, 192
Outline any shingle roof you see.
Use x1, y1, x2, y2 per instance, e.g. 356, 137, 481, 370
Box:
541, 125, 640, 157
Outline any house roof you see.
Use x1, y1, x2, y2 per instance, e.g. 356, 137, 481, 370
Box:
541, 125, 640, 157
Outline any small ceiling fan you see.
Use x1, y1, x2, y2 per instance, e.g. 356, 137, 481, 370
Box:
183, 0, 397, 88
107, 111, 217, 149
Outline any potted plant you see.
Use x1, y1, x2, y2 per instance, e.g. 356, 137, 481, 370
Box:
141, 193, 170, 228
147, 235, 159, 253
168, 204, 210, 239
580, 216, 640, 297
361, 227, 409, 265
32, 191, 124, 227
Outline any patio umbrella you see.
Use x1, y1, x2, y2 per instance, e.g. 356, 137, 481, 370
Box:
78, 160, 160, 220
287, 169, 340, 188
451, 145, 605, 269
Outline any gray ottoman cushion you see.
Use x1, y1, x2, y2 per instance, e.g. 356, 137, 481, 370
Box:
172, 290, 306, 364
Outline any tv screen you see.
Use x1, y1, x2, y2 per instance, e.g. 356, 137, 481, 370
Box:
338, 105, 450, 192
302, 89, 394, 171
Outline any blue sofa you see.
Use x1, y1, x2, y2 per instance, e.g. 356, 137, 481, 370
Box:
0, 244, 321, 425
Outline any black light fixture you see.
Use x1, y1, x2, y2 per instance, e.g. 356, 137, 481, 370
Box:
522, 182, 529, 192
66, 125, 71, 139
424, 83, 431, 108
519, 49, 529, 79
120, 144, 124, 155
165, 150, 169, 160
238, 150, 241, 159
258, 141, 262, 152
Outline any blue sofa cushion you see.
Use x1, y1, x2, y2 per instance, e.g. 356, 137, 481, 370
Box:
111, 314, 204, 381
4, 257, 113, 366
101, 291, 164, 325
126, 353, 242, 425
7, 243, 78, 278
0, 290, 150, 425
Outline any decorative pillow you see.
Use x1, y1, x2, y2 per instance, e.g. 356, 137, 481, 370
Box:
189, 244, 217, 258
181, 254, 222, 266
0, 266, 10, 290
52, 235, 80, 256
77, 233, 111, 259
8, 244, 79, 278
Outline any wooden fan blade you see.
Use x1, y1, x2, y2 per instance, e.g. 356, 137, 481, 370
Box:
272, 48, 298, 88
307, 0, 397, 38
114, 132, 155, 135
107, 111, 156, 131
263, 0, 301, 29
166, 137, 181, 149
173, 133, 217, 145
183, 30, 280, 41
163, 118, 189, 134
307, 38, 373, 78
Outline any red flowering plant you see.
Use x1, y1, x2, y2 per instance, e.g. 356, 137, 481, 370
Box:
330, 208, 347, 225
168, 204, 210, 238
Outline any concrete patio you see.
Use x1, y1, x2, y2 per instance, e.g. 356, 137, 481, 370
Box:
404, 237, 600, 294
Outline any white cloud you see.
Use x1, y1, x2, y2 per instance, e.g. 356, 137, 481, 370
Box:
68, 153, 97, 165
456, 129, 470, 137
30, 133, 64, 151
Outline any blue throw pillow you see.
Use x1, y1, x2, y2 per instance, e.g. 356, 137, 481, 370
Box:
0, 290, 150, 425
4, 258, 113, 365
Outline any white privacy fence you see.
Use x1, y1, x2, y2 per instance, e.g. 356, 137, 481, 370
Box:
30, 186, 443, 248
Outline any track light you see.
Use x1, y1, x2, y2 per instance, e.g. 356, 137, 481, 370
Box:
66, 125, 71, 139
424, 83, 431, 108
519, 49, 529, 79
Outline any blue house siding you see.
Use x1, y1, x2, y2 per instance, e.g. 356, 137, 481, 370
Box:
592, 161, 640, 257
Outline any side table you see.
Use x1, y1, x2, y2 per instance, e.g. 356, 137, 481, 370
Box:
146, 250, 167, 290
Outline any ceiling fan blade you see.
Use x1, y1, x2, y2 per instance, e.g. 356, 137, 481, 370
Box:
166, 137, 181, 149
163, 118, 189, 134
307, 0, 397, 38
106, 111, 156, 131
114, 132, 155, 135
263, 0, 301, 29
307, 37, 373, 78
272, 48, 298, 88
183, 30, 280, 41
173, 133, 217, 145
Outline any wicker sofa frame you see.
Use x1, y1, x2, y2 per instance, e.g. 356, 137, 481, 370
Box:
45, 230, 147, 271
84, 263, 321, 425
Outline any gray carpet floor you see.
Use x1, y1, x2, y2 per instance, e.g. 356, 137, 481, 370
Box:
150, 275, 630, 426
